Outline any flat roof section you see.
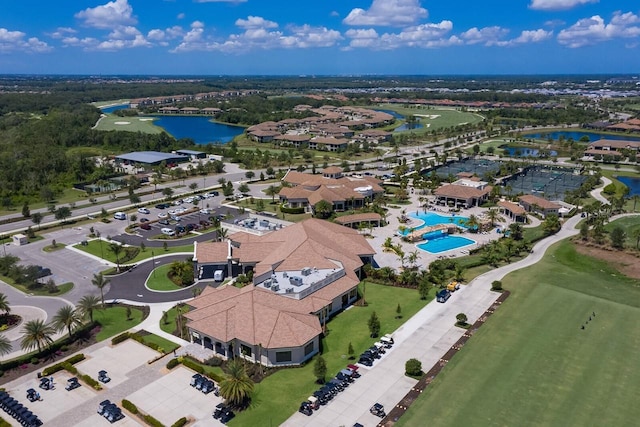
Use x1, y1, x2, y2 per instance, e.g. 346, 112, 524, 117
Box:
115, 151, 189, 165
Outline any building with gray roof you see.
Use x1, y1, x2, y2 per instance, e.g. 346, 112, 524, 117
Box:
114, 151, 189, 166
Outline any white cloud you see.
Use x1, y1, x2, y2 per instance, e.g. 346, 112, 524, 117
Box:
496, 29, 554, 46
194, 0, 247, 2
343, 0, 428, 27
147, 26, 184, 42
529, 0, 598, 11
49, 27, 76, 39
177, 13, 186, 20
75, 0, 136, 29
235, 16, 278, 30
345, 28, 380, 49
0, 28, 51, 53
172, 19, 342, 53
345, 20, 456, 50
558, 11, 640, 47
460, 26, 509, 46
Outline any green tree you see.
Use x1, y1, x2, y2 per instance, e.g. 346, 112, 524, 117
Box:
542, 214, 561, 236
0, 334, 12, 356
610, 226, 626, 249
22, 202, 30, 218
347, 342, 355, 360
20, 319, 55, 354
313, 355, 327, 384
219, 358, 254, 408
579, 221, 589, 241
77, 295, 101, 322
508, 222, 524, 240
314, 200, 333, 219
169, 260, 194, 287
264, 185, 279, 203
92, 273, 110, 308
418, 277, 430, 300
245, 171, 255, 180
368, 311, 381, 338
491, 280, 503, 291
0, 292, 10, 315
396, 303, 402, 319
31, 212, 43, 230
108, 242, 124, 272
238, 183, 250, 194
405, 358, 422, 376
456, 312, 468, 326
54, 206, 72, 226
52, 305, 83, 339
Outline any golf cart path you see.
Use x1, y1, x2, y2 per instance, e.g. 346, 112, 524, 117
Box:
283, 215, 584, 427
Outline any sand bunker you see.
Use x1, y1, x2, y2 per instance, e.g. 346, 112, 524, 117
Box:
139, 118, 154, 121
114, 121, 131, 125
415, 114, 441, 119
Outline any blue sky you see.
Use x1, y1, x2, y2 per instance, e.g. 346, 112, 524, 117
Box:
1, 0, 639, 75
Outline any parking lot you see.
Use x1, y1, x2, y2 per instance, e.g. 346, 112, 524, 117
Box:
1, 339, 227, 426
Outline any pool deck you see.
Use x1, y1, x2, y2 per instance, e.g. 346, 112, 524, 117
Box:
369, 192, 541, 270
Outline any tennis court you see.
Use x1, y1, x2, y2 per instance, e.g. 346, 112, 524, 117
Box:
501, 165, 586, 200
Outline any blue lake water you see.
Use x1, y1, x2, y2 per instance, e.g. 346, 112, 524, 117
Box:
374, 109, 423, 132
523, 131, 640, 143
147, 115, 245, 144
501, 146, 558, 157
100, 104, 129, 114
617, 176, 640, 196
375, 109, 404, 119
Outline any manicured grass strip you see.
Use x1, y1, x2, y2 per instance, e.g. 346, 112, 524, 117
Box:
138, 333, 180, 353
146, 264, 182, 291
94, 306, 144, 342
230, 282, 429, 427
396, 240, 640, 427
159, 305, 184, 335
0, 275, 73, 296
73, 239, 193, 264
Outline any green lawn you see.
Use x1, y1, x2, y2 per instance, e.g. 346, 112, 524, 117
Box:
374, 104, 484, 134
604, 216, 640, 250
396, 240, 640, 427
93, 114, 164, 133
138, 332, 180, 353
230, 282, 429, 426
159, 305, 185, 335
73, 239, 193, 265
146, 264, 182, 291
0, 275, 73, 297
94, 306, 144, 341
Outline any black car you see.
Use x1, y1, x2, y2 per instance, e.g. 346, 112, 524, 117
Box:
358, 356, 373, 366
155, 203, 169, 209
436, 289, 452, 303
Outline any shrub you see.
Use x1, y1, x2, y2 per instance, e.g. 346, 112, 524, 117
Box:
456, 313, 468, 327
166, 358, 180, 370
491, 280, 503, 291
122, 399, 138, 415
405, 358, 422, 376
280, 204, 305, 214
30, 357, 39, 365
171, 417, 188, 427
79, 374, 101, 390
112, 332, 131, 345
143, 414, 165, 427
205, 357, 223, 367
41, 354, 85, 376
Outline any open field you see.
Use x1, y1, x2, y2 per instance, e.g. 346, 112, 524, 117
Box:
230, 282, 429, 426
375, 104, 484, 133
396, 240, 640, 427
94, 114, 164, 133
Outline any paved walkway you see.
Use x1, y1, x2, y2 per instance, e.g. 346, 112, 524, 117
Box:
283, 213, 584, 427
590, 176, 612, 205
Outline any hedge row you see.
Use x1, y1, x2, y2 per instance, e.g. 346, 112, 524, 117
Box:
0, 322, 95, 372
166, 358, 180, 370
280, 204, 305, 214
111, 331, 168, 354
79, 373, 102, 390
121, 399, 165, 427
172, 357, 225, 383
41, 354, 86, 376
111, 332, 131, 345
171, 417, 187, 427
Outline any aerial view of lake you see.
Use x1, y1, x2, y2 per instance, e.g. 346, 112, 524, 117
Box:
100, 104, 129, 114
523, 131, 640, 143
501, 146, 558, 157
374, 109, 423, 132
148, 115, 245, 144
617, 176, 640, 196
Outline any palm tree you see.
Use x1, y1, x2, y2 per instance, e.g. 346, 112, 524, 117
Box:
20, 319, 55, 354
92, 273, 110, 308
77, 295, 101, 322
52, 305, 83, 339
219, 358, 255, 408
465, 214, 480, 232
0, 292, 10, 316
485, 208, 502, 228
0, 334, 12, 356
108, 243, 124, 272
217, 227, 228, 242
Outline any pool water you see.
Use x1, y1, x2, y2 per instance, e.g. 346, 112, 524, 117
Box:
417, 235, 476, 254
409, 211, 470, 231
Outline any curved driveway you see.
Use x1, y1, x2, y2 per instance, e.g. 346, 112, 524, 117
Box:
590, 176, 612, 205
104, 254, 209, 303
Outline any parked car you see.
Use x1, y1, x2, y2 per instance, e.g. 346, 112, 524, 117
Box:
98, 370, 111, 383
436, 289, 452, 303
200, 208, 210, 215
155, 203, 168, 209
158, 212, 168, 219
113, 212, 126, 220
158, 219, 170, 226
137, 207, 150, 214
161, 228, 176, 236
140, 223, 151, 231
358, 356, 373, 366
139, 217, 149, 223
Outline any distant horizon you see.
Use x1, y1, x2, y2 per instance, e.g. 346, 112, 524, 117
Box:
2, 1, 639, 75
1, 73, 639, 78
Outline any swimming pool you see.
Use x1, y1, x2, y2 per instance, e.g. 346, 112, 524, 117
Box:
417, 235, 476, 254
407, 211, 470, 232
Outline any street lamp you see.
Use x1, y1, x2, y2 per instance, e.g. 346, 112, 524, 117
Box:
151, 250, 156, 277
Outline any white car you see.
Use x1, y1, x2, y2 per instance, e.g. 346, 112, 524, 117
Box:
175, 207, 187, 213
183, 197, 194, 203
200, 208, 210, 215
157, 212, 168, 219
161, 227, 175, 236
168, 209, 177, 216
137, 207, 150, 214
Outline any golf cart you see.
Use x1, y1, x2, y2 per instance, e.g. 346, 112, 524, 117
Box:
26, 388, 41, 402
370, 402, 386, 418
298, 401, 313, 416
65, 377, 81, 391
98, 370, 111, 383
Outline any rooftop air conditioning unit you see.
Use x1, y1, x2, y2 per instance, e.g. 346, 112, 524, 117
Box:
301, 267, 312, 276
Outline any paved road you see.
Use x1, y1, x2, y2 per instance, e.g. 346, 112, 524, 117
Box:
104, 254, 209, 303
590, 176, 612, 205
283, 214, 585, 427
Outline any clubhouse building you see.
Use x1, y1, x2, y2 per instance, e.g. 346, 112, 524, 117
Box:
185, 219, 376, 366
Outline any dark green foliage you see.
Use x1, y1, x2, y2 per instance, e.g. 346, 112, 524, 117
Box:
405, 358, 423, 376
368, 311, 381, 338
313, 356, 327, 384
142, 414, 165, 427
166, 358, 180, 370
111, 332, 131, 345
122, 399, 138, 414
171, 417, 188, 427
